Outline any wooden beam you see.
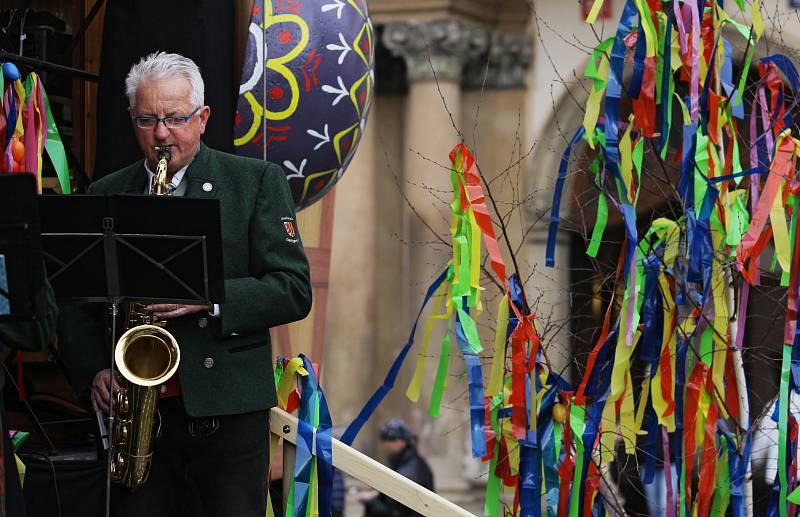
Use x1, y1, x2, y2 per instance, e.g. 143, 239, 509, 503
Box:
270, 408, 475, 517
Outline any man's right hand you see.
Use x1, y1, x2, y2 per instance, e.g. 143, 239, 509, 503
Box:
91, 369, 120, 414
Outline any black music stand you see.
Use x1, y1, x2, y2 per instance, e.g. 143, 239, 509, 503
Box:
0, 174, 45, 323
39, 194, 224, 305
38, 193, 225, 516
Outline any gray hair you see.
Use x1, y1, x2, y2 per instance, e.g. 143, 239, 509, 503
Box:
125, 51, 204, 109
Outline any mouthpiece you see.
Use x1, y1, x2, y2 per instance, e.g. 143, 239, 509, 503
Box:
154, 145, 172, 162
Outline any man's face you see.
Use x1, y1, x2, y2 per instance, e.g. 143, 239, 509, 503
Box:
378, 438, 406, 459
130, 76, 210, 175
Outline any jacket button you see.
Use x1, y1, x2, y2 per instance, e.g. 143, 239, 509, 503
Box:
203, 357, 214, 369
198, 317, 208, 328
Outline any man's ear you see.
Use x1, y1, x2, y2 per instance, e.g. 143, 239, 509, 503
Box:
198, 105, 211, 134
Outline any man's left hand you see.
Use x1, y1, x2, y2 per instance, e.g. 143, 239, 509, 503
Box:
147, 303, 209, 320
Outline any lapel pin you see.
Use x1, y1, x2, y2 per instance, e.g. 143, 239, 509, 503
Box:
202, 182, 213, 192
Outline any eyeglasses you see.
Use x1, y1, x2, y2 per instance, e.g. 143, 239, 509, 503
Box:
132, 107, 201, 129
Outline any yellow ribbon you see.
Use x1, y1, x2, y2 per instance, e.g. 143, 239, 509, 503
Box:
277, 357, 308, 411
487, 295, 510, 396
407, 281, 452, 402
585, 0, 607, 24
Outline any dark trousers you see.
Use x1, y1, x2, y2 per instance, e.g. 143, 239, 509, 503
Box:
110, 398, 269, 517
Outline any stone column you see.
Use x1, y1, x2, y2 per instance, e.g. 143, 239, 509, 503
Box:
324, 110, 378, 426
382, 18, 488, 488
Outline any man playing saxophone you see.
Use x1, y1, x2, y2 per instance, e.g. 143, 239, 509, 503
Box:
58, 51, 312, 517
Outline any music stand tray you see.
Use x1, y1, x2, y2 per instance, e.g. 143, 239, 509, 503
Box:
39, 194, 225, 305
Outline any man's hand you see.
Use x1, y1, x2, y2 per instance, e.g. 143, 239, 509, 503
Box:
91, 369, 120, 414
147, 303, 209, 321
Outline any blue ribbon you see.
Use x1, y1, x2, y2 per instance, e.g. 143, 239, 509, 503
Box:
719, 424, 751, 517
288, 354, 335, 517
641, 254, 664, 365
720, 38, 745, 120
641, 397, 660, 485
341, 268, 448, 446
538, 388, 560, 515
546, 127, 585, 267
583, 326, 617, 400
303, 355, 334, 517
709, 165, 766, 183
455, 307, 488, 457
519, 436, 538, 517
672, 333, 690, 516
657, 9, 674, 154
291, 418, 315, 515
677, 121, 698, 213
629, 18, 648, 100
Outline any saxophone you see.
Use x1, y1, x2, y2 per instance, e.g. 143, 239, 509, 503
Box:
110, 146, 181, 490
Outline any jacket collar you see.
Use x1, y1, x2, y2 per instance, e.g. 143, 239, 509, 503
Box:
184, 142, 218, 198
119, 162, 150, 194
120, 142, 217, 197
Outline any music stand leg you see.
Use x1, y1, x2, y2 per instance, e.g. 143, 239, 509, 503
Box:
104, 300, 120, 517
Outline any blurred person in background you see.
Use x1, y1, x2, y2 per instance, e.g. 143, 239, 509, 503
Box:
357, 418, 434, 517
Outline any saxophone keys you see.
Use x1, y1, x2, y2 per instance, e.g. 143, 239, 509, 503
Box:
111, 452, 126, 478
116, 390, 130, 414
115, 422, 129, 444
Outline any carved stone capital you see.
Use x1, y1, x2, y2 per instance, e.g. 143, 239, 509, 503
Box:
382, 19, 489, 83
463, 31, 533, 90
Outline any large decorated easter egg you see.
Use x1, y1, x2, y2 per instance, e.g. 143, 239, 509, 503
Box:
234, 0, 374, 210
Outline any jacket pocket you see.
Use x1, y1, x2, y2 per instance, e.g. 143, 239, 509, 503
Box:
227, 341, 266, 354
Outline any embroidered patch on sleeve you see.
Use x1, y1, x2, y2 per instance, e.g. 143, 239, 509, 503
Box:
281, 217, 299, 243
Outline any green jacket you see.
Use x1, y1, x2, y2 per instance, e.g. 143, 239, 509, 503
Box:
58, 143, 311, 417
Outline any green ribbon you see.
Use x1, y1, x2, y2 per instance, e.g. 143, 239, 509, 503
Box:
700, 326, 713, 366
585, 132, 608, 258
788, 484, 800, 505
726, 191, 750, 247
783, 197, 798, 287
456, 306, 483, 354
428, 326, 452, 417
694, 128, 710, 214
734, 47, 755, 109
778, 343, 791, 517
711, 446, 731, 516
484, 397, 503, 516
42, 87, 70, 194
568, 403, 587, 517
